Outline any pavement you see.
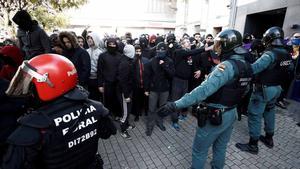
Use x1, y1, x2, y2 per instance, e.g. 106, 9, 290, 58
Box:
98, 106, 300, 169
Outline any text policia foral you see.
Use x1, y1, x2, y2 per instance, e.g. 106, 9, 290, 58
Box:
53, 105, 98, 148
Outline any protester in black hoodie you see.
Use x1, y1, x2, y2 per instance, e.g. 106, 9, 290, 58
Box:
144, 42, 175, 136
139, 36, 155, 59
98, 38, 122, 119
166, 33, 181, 59
12, 10, 51, 60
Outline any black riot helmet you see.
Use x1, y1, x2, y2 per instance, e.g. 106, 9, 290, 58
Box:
166, 33, 176, 44
262, 26, 284, 47
213, 29, 244, 55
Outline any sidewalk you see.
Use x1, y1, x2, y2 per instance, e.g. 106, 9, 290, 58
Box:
98, 108, 300, 169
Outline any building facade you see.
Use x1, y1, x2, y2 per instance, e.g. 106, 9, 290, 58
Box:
232, 0, 300, 38
66, 0, 177, 37
175, 0, 231, 38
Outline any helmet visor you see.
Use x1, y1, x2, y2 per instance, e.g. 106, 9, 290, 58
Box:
213, 40, 222, 56
6, 61, 53, 97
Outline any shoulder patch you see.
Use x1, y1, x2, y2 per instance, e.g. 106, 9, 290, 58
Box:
218, 64, 226, 72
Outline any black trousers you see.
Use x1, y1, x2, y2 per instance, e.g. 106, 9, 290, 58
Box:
131, 87, 148, 117
87, 79, 103, 102
103, 82, 122, 117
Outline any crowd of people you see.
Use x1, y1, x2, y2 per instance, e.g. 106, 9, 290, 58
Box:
0, 9, 300, 169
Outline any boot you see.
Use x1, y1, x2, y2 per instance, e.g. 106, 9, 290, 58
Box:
146, 126, 153, 136
259, 133, 274, 148
235, 137, 258, 154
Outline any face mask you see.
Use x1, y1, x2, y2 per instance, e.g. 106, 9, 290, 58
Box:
107, 46, 117, 54
156, 51, 166, 60
292, 38, 300, 46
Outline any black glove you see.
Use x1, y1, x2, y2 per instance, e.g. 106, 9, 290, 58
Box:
157, 102, 177, 117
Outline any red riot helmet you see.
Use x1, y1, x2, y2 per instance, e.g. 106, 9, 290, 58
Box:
6, 54, 78, 101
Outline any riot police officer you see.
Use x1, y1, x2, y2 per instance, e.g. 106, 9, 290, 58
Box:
236, 27, 292, 154
2, 54, 117, 169
157, 29, 253, 169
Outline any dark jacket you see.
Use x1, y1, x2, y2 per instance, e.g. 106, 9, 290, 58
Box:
173, 48, 204, 80
59, 31, 91, 87
141, 47, 155, 59
0, 79, 27, 164
63, 47, 91, 87
16, 23, 51, 60
132, 56, 149, 88
117, 56, 133, 98
144, 57, 175, 92
197, 51, 213, 77
97, 51, 122, 87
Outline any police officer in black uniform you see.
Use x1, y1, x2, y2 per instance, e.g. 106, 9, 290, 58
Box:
2, 54, 116, 169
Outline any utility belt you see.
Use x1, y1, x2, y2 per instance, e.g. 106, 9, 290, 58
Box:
196, 103, 235, 127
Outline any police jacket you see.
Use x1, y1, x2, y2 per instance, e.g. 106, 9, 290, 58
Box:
2, 87, 117, 169
175, 54, 252, 109
255, 47, 292, 86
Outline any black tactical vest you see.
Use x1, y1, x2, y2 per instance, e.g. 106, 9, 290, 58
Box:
38, 98, 103, 169
11, 97, 107, 169
257, 48, 292, 86
206, 59, 253, 107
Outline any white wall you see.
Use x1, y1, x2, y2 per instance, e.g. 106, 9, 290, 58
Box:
175, 0, 231, 37
65, 0, 176, 37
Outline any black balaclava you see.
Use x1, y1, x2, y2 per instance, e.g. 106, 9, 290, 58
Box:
12, 10, 33, 31
155, 36, 165, 46
139, 37, 148, 49
106, 38, 118, 54
156, 42, 167, 60
167, 34, 176, 44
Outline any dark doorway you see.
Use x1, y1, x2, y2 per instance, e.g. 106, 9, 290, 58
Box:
244, 8, 286, 39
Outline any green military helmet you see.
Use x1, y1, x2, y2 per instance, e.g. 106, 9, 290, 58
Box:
262, 26, 284, 46
214, 29, 243, 54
